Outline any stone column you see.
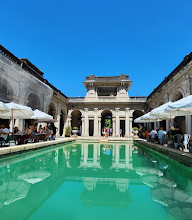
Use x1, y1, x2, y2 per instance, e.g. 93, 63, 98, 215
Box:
125, 108, 130, 137
129, 117, 133, 136
55, 103, 61, 137
94, 108, 99, 137
62, 115, 67, 137
185, 115, 192, 135
112, 118, 115, 137
81, 116, 85, 136
98, 117, 101, 137
166, 119, 169, 131
115, 108, 120, 137
84, 108, 89, 137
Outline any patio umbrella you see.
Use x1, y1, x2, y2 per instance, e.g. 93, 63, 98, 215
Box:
0, 101, 9, 113
165, 95, 192, 116
0, 102, 34, 133
0, 180, 30, 206
17, 170, 51, 184
30, 109, 53, 120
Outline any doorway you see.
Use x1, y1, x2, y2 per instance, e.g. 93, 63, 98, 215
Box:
120, 120, 125, 137
89, 120, 94, 136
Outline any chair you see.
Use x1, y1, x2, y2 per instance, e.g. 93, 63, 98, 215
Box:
173, 134, 184, 150
0, 140, 6, 147
183, 134, 190, 152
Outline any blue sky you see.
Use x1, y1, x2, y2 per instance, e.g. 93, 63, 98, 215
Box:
1, 0, 192, 97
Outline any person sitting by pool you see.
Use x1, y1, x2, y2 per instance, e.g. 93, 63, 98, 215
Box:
13, 127, 21, 134
0, 124, 9, 142
25, 127, 31, 135
158, 127, 167, 145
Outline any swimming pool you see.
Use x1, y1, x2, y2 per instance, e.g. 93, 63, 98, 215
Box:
0, 141, 192, 220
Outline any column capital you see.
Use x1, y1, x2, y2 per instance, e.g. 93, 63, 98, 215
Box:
94, 108, 98, 112
84, 108, 89, 112
115, 108, 120, 112
125, 108, 130, 112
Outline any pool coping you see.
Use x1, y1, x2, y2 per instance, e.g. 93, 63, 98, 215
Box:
0, 138, 75, 157
135, 140, 192, 167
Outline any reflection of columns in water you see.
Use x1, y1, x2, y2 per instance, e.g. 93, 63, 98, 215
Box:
83, 143, 88, 168
115, 144, 120, 169
112, 144, 115, 159
81, 144, 84, 158
125, 145, 130, 169
55, 149, 59, 164
93, 144, 98, 168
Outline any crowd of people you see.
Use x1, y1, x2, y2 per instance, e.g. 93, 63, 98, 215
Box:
102, 127, 113, 137
0, 122, 58, 145
138, 125, 184, 148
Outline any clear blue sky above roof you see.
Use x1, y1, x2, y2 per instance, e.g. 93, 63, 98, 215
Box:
1, 0, 192, 97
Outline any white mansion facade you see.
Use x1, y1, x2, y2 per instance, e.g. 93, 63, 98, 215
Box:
0, 44, 192, 136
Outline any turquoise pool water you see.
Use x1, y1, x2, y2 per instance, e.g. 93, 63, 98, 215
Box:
0, 142, 192, 220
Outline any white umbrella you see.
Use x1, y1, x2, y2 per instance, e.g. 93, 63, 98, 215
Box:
1, 102, 34, 119
0, 102, 34, 133
0, 101, 9, 113
30, 109, 53, 120
150, 102, 175, 119
165, 95, 192, 116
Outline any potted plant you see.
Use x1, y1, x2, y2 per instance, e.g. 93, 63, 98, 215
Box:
72, 127, 78, 135
132, 127, 139, 135
65, 125, 72, 137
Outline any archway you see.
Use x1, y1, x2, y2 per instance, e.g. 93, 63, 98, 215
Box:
132, 110, 144, 129
27, 93, 41, 110
48, 102, 56, 119
101, 110, 112, 136
71, 110, 82, 136
172, 92, 185, 133
0, 77, 14, 102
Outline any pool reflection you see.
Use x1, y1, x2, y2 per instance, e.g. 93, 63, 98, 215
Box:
0, 142, 192, 219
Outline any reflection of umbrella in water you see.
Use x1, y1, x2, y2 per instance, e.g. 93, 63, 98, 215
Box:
167, 202, 192, 220
0, 180, 30, 207
151, 186, 192, 207
18, 170, 51, 184
136, 167, 163, 177
142, 174, 177, 188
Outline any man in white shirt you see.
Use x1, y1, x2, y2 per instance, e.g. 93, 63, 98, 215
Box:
0, 124, 9, 141
150, 129, 157, 142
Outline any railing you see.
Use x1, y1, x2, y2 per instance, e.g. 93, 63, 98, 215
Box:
129, 96, 147, 100
0, 44, 21, 65
98, 96, 116, 99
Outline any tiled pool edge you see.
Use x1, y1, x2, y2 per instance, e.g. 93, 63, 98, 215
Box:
135, 140, 192, 167
0, 138, 75, 157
